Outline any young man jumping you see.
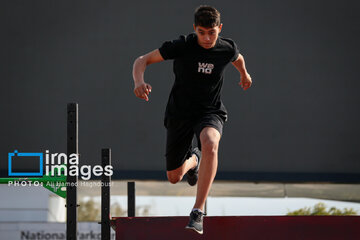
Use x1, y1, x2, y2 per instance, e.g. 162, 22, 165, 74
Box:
132, 5, 252, 234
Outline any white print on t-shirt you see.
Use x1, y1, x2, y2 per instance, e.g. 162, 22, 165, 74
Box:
198, 62, 214, 74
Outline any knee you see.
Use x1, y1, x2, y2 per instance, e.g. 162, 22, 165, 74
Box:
167, 171, 182, 184
201, 137, 219, 156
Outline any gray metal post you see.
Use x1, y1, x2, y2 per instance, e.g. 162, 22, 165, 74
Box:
205, 199, 207, 215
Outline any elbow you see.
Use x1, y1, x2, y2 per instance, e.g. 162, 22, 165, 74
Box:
134, 55, 150, 67
134, 56, 143, 65
133, 56, 148, 75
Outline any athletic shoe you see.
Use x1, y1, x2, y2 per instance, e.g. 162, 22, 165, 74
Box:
186, 147, 201, 186
185, 209, 205, 234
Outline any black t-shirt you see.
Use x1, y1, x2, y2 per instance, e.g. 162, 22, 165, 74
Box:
159, 33, 239, 122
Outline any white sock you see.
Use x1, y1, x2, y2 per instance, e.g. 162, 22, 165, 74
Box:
191, 154, 198, 170
192, 208, 203, 213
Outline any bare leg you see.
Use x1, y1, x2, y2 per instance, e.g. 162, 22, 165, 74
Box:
193, 127, 220, 211
167, 154, 197, 184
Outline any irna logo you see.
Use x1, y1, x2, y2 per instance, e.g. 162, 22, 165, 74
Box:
8, 150, 43, 176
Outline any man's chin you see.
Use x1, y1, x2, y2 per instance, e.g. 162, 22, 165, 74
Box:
201, 44, 214, 49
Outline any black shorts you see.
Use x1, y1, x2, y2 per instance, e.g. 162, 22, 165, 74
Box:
164, 114, 225, 171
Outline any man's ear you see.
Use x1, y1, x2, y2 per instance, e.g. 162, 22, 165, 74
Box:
193, 24, 197, 31
218, 23, 223, 32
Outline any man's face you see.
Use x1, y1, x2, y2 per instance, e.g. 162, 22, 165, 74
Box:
194, 24, 222, 49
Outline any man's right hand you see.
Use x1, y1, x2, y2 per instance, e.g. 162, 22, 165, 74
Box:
132, 49, 164, 102
134, 82, 152, 101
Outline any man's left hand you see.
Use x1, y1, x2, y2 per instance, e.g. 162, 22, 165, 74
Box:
239, 72, 252, 90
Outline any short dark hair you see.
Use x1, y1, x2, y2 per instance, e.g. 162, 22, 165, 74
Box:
194, 5, 221, 28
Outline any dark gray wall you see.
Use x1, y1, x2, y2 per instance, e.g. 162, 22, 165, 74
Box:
1, 0, 359, 181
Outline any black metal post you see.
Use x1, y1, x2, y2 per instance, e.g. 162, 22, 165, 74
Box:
127, 182, 135, 217
101, 148, 111, 240
67, 103, 78, 240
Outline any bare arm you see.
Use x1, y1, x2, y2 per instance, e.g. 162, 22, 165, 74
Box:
231, 53, 252, 90
132, 49, 164, 101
